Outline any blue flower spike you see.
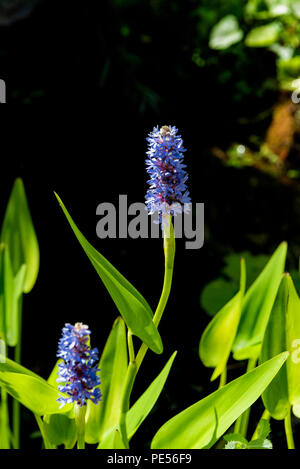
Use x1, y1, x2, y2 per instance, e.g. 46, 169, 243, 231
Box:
145, 125, 191, 225
56, 322, 101, 409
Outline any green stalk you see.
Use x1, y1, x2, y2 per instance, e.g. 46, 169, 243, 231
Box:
234, 357, 257, 436
74, 404, 87, 450
136, 215, 175, 371
0, 338, 10, 449
118, 215, 175, 447
34, 415, 54, 450
284, 408, 295, 449
12, 294, 23, 449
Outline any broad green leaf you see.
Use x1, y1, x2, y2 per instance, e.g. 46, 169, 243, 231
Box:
0, 356, 42, 380
0, 371, 72, 416
209, 15, 243, 50
261, 274, 300, 419
85, 317, 128, 444
1, 179, 39, 293
245, 22, 281, 47
233, 242, 287, 359
97, 427, 126, 449
126, 351, 177, 441
199, 258, 245, 380
43, 414, 76, 449
55, 194, 163, 355
151, 352, 288, 449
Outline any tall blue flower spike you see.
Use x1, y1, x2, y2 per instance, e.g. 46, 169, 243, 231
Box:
56, 322, 102, 408
145, 125, 191, 220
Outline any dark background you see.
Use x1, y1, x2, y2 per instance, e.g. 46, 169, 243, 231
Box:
0, 0, 300, 449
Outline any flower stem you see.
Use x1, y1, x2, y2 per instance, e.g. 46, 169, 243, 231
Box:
136, 216, 175, 371
118, 216, 175, 447
74, 404, 87, 450
284, 408, 295, 449
13, 294, 23, 449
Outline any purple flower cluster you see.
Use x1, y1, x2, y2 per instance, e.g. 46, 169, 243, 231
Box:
56, 323, 101, 408
145, 125, 191, 218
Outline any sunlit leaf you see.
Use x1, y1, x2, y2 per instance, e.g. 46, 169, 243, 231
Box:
233, 242, 287, 360
55, 194, 163, 355
1, 179, 39, 293
126, 351, 177, 440
199, 258, 245, 380
43, 414, 76, 449
260, 274, 300, 419
0, 371, 72, 416
151, 353, 288, 449
245, 22, 281, 47
209, 15, 243, 50
85, 317, 128, 444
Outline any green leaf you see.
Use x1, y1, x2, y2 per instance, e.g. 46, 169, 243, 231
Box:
85, 317, 128, 444
260, 274, 300, 419
1, 179, 39, 293
126, 351, 177, 441
245, 22, 281, 47
0, 371, 72, 416
200, 258, 246, 380
209, 15, 244, 50
43, 414, 76, 449
151, 352, 288, 449
200, 251, 269, 317
97, 427, 126, 449
55, 194, 163, 355
0, 357, 42, 382
233, 242, 287, 360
